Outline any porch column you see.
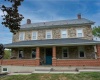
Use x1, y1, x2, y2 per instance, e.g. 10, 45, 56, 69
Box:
96, 45, 100, 59
52, 46, 57, 66
35, 47, 40, 66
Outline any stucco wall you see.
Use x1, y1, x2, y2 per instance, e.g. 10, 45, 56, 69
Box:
12, 25, 93, 42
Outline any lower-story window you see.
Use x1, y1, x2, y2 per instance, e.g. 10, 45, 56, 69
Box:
62, 47, 68, 58
78, 47, 85, 58
32, 49, 36, 58
19, 50, 24, 58
2, 68, 8, 72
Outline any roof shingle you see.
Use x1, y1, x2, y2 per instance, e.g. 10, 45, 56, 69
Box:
20, 18, 94, 29
4, 38, 100, 48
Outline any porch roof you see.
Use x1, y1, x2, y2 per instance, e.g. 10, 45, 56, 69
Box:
4, 38, 100, 48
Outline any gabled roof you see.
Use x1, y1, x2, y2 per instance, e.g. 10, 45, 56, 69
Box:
20, 18, 94, 30
4, 38, 100, 48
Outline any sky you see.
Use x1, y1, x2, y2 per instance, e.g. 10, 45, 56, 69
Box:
0, 0, 100, 44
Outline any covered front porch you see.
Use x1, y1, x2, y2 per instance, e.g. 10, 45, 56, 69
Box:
1, 38, 100, 66
0, 45, 100, 66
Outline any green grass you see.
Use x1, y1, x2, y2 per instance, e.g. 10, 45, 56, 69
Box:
0, 72, 100, 80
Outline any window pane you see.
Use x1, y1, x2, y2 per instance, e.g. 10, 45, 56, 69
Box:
47, 35, 51, 39
19, 33, 24, 40
63, 49, 67, 52
62, 48, 68, 57
19, 50, 23, 58
78, 33, 82, 37
63, 52, 68, 57
46, 31, 52, 39
32, 49, 36, 58
61, 30, 67, 38
32, 32, 37, 40
80, 51, 84, 57
77, 29, 83, 37
62, 34, 66, 38
3, 68, 7, 71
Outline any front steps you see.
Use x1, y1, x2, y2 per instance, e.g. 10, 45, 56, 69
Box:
34, 67, 79, 74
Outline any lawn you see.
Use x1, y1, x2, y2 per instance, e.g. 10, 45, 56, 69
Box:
0, 72, 100, 80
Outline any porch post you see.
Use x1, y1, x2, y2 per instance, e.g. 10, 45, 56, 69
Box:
35, 47, 40, 66
96, 45, 100, 59
52, 46, 57, 66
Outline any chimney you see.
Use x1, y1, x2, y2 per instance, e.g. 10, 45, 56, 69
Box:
77, 13, 81, 19
27, 19, 31, 24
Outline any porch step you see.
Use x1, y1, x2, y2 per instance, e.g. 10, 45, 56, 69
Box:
34, 67, 79, 73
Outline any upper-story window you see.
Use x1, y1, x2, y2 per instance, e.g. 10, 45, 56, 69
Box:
32, 31, 37, 40
46, 30, 52, 39
61, 30, 67, 38
19, 32, 25, 41
76, 29, 83, 37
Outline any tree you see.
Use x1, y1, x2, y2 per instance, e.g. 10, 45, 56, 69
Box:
92, 26, 100, 37
0, 44, 5, 59
0, 0, 24, 58
0, 0, 24, 34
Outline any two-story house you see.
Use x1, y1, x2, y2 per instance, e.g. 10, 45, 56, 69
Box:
2, 14, 100, 67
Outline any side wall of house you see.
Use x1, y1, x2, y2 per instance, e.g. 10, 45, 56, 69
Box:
12, 25, 93, 42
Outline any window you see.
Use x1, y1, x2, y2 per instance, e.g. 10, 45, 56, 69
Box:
19, 32, 25, 41
46, 30, 52, 39
31, 49, 36, 58
19, 50, 24, 58
78, 47, 85, 58
2, 68, 8, 72
61, 30, 67, 38
76, 29, 83, 37
62, 47, 68, 58
32, 31, 37, 40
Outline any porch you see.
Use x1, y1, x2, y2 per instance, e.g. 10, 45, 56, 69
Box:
1, 45, 100, 66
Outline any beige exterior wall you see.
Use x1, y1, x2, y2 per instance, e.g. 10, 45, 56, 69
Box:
12, 25, 93, 42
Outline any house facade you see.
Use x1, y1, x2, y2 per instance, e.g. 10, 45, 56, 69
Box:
1, 14, 100, 66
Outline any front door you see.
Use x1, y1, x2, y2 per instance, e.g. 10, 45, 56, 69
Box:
46, 48, 52, 65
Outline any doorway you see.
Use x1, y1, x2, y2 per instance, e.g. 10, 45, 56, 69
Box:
46, 48, 52, 65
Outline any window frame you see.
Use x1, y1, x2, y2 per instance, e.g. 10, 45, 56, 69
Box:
62, 47, 69, 58
19, 32, 25, 41
61, 29, 68, 38
2, 68, 8, 72
46, 30, 52, 39
78, 46, 86, 58
76, 29, 84, 37
32, 31, 38, 40
18, 50, 24, 59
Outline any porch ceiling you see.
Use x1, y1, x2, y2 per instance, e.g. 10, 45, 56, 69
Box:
4, 38, 100, 48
